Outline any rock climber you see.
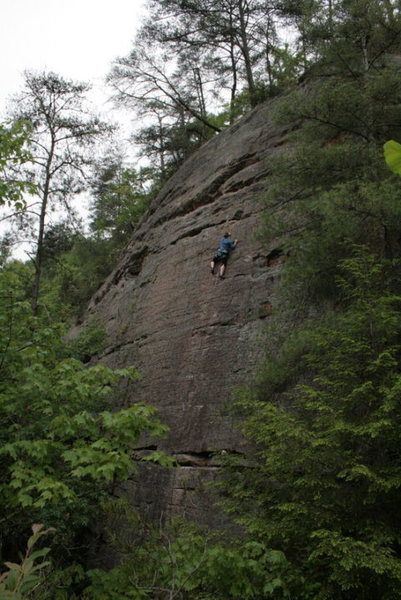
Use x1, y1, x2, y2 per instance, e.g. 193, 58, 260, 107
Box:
210, 232, 238, 279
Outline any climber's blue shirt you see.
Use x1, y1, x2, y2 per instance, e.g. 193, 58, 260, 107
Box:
219, 237, 236, 254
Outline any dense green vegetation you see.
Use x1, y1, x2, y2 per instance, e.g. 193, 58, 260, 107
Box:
221, 252, 401, 599
216, 1, 401, 598
0, 260, 171, 590
3, 0, 401, 598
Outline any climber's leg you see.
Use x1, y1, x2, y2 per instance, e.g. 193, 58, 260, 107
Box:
219, 255, 228, 279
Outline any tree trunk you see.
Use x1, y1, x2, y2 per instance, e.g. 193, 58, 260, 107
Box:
193, 68, 207, 118
31, 141, 54, 314
237, 0, 257, 106
229, 9, 238, 123
157, 115, 167, 179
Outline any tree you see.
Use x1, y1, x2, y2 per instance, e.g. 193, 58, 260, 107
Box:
89, 152, 152, 244
256, 0, 401, 311
215, 3, 401, 598
84, 517, 289, 599
25, 151, 154, 322
0, 261, 170, 565
221, 251, 401, 599
133, 107, 215, 176
277, 0, 401, 76
108, 43, 221, 175
108, 42, 222, 132
108, 0, 303, 173
141, 0, 285, 109
8, 71, 111, 314
0, 120, 34, 209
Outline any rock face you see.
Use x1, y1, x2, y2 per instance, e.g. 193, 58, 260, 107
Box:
78, 102, 288, 528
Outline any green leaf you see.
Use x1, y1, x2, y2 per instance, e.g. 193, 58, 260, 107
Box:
384, 140, 401, 175
3, 562, 22, 572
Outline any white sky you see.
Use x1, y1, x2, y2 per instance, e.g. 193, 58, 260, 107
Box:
0, 0, 146, 120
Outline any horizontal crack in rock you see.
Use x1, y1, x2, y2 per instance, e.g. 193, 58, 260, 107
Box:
153, 154, 259, 229
172, 450, 245, 468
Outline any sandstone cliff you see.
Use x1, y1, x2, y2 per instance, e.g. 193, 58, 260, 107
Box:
77, 102, 288, 527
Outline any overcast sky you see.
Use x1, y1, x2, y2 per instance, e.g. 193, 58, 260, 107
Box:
0, 0, 149, 257
0, 0, 146, 119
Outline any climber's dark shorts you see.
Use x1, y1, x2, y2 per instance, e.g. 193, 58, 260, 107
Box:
212, 251, 228, 265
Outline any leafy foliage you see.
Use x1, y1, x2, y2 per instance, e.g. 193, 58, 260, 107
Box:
34, 155, 154, 319
5, 3, 401, 600
258, 0, 401, 312
83, 516, 289, 600
89, 155, 152, 244
384, 139, 401, 175
221, 251, 401, 599
0, 121, 35, 209
6, 71, 111, 312
0, 524, 53, 600
0, 263, 170, 565
213, 3, 401, 599
39, 233, 119, 320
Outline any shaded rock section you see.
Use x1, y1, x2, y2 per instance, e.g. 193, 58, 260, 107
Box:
76, 102, 289, 527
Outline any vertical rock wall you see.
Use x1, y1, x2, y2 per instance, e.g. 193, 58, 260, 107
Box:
76, 102, 288, 527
